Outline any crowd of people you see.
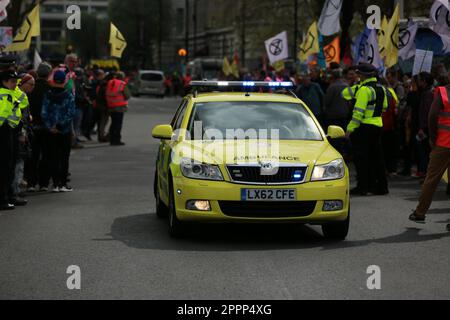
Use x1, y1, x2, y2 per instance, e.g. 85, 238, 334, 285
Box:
0, 53, 131, 211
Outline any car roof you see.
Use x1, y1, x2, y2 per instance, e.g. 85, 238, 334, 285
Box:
191, 92, 302, 104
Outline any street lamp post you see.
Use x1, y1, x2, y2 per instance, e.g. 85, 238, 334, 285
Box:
293, 0, 298, 62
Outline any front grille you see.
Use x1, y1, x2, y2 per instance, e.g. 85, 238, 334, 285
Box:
227, 165, 307, 184
219, 201, 317, 218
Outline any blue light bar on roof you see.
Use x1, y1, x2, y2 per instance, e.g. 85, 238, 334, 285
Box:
190, 81, 294, 89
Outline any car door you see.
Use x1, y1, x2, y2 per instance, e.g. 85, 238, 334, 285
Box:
158, 99, 189, 203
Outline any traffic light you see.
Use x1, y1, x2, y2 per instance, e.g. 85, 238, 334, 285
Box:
178, 48, 187, 57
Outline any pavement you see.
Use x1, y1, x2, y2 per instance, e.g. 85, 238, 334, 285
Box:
0, 96, 449, 300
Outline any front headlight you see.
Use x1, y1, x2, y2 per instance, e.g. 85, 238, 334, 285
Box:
311, 159, 345, 181
180, 158, 224, 181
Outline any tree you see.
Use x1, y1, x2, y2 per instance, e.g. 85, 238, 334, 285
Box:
109, 0, 172, 69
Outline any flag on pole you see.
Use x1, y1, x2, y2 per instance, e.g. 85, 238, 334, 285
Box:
264, 31, 289, 65
222, 57, 232, 76
378, 16, 388, 57
230, 53, 240, 78
323, 36, 340, 66
318, 0, 343, 36
299, 22, 320, 61
357, 29, 384, 70
109, 23, 127, 58
5, 4, 40, 52
430, 0, 450, 54
398, 22, 418, 60
34, 49, 42, 70
384, 5, 400, 68
0, 0, 9, 23
352, 27, 371, 63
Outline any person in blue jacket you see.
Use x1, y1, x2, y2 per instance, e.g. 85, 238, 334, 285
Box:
41, 69, 76, 193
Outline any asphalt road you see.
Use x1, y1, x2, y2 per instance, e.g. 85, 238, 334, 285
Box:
0, 96, 449, 300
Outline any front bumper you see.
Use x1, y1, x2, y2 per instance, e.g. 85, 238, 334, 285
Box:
172, 176, 349, 223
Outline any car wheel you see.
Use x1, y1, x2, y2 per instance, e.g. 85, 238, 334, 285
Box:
168, 178, 187, 238
154, 172, 168, 218
321, 209, 350, 241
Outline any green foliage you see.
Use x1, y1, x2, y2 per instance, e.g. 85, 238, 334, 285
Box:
109, 0, 172, 69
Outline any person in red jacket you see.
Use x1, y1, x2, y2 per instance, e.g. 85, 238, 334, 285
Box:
409, 71, 450, 231
106, 72, 130, 146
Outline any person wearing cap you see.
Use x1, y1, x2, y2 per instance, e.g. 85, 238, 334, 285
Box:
25, 62, 52, 192
0, 70, 27, 210
9, 74, 35, 201
346, 63, 389, 196
41, 69, 76, 193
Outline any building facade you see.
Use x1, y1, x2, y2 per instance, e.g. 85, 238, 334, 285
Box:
39, 0, 109, 54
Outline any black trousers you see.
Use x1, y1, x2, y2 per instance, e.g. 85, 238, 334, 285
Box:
109, 112, 124, 144
24, 128, 49, 188
0, 123, 15, 204
47, 133, 71, 187
351, 124, 388, 193
381, 129, 399, 174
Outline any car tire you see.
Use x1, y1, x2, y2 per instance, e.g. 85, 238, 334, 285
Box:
168, 178, 187, 238
154, 172, 168, 218
321, 209, 350, 241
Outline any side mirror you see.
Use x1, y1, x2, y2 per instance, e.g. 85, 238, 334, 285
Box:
152, 125, 173, 140
327, 126, 345, 139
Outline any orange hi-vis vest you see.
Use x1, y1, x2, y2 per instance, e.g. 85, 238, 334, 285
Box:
106, 79, 127, 109
437, 87, 450, 149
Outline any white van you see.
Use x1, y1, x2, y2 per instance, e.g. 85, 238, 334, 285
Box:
136, 70, 165, 97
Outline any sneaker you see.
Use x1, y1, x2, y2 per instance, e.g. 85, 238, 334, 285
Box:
60, 186, 73, 192
409, 211, 426, 224
27, 186, 36, 193
39, 186, 49, 192
52, 186, 60, 193
10, 197, 27, 206
0, 203, 14, 211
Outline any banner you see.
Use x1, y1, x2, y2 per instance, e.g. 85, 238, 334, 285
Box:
0, 26, 12, 50
412, 49, 433, 75
399, 22, 418, 60
299, 22, 320, 61
318, 0, 343, 36
5, 4, 40, 52
384, 5, 400, 68
323, 36, 340, 66
264, 31, 289, 64
109, 23, 127, 58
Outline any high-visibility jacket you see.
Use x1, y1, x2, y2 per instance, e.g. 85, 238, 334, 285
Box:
347, 77, 388, 133
0, 88, 18, 128
106, 79, 128, 110
436, 87, 450, 148
7, 87, 29, 128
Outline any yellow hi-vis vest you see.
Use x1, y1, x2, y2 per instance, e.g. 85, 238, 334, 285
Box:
347, 77, 389, 133
0, 88, 16, 128
7, 87, 28, 128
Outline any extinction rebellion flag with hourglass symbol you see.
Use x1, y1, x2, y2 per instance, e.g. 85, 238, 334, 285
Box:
264, 31, 289, 65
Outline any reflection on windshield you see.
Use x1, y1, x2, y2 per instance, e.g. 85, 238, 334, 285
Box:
188, 102, 323, 141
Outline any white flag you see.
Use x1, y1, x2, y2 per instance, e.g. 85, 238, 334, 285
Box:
318, 0, 343, 36
399, 22, 418, 60
264, 31, 289, 64
34, 49, 42, 70
0, 0, 9, 22
359, 29, 384, 70
430, 0, 450, 54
